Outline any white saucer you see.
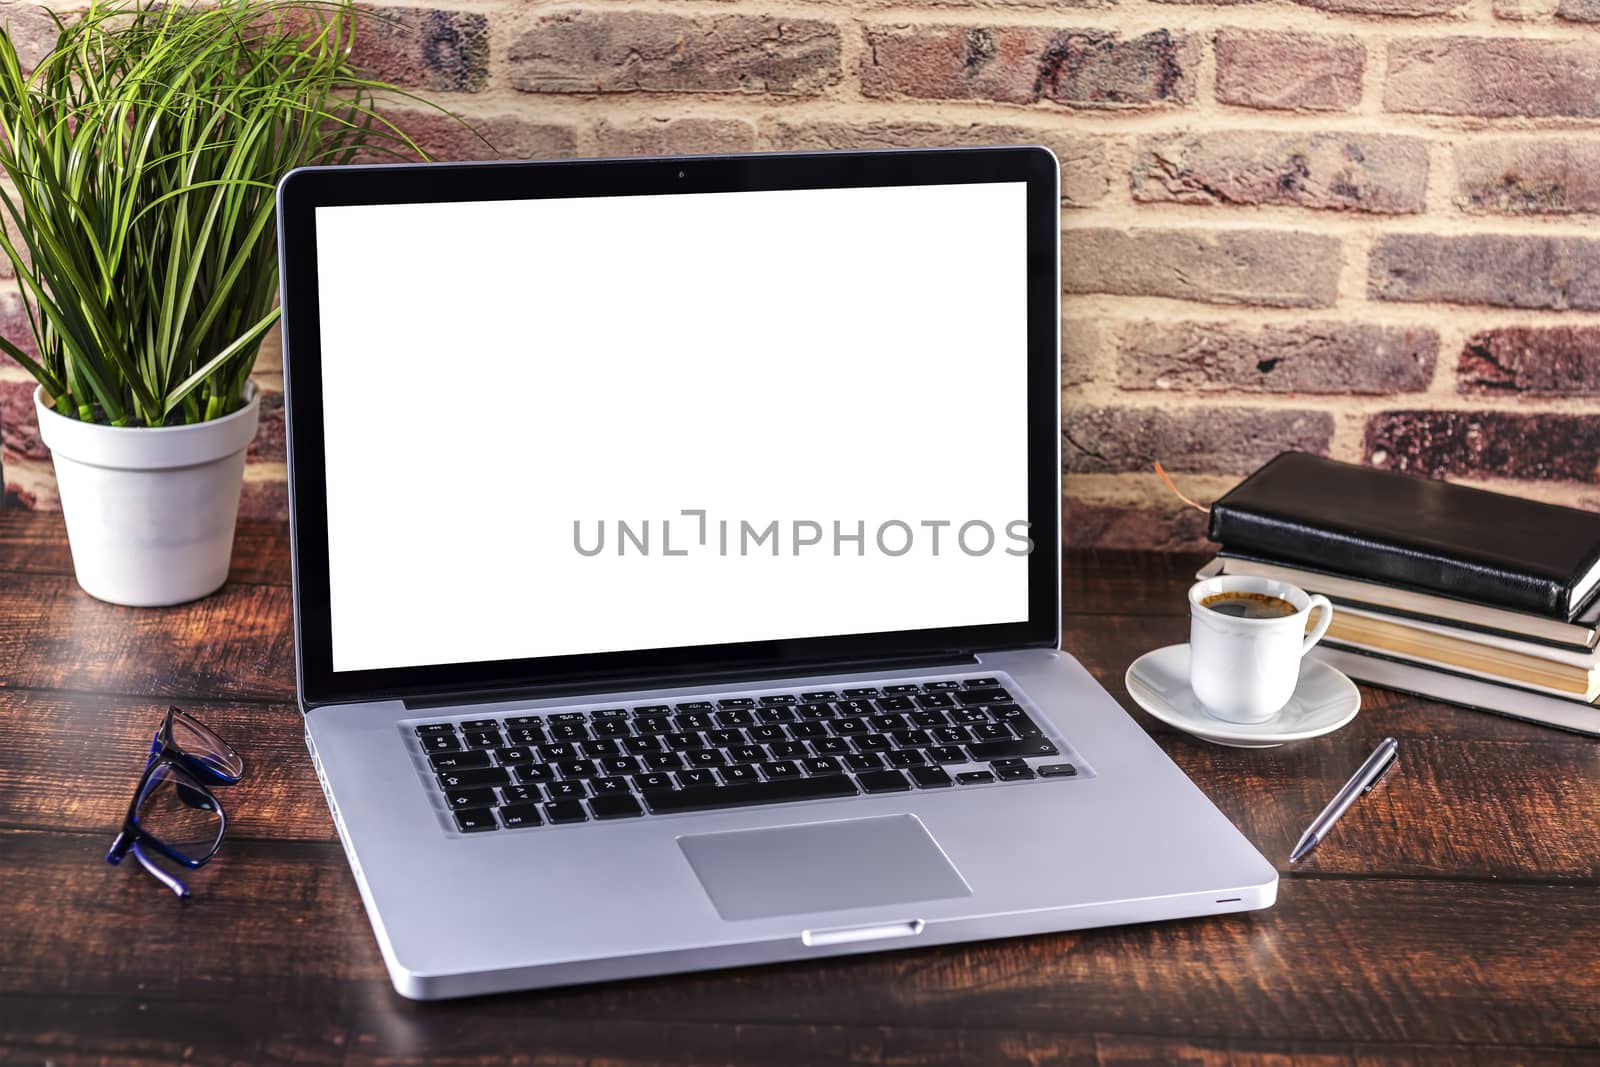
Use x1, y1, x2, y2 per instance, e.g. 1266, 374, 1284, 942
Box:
1124, 644, 1361, 748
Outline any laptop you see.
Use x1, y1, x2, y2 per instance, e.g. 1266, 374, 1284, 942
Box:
275, 146, 1276, 1000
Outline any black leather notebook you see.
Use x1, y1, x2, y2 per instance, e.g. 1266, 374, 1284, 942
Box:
1209, 453, 1600, 620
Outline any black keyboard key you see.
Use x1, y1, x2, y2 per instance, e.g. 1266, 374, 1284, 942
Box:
544, 799, 587, 824
757, 707, 796, 724
429, 750, 490, 771
706, 729, 744, 747
974, 722, 1015, 740
721, 765, 760, 784
911, 710, 949, 727
927, 746, 966, 764
875, 696, 914, 712
717, 697, 756, 708
1039, 763, 1079, 778
729, 745, 766, 764
581, 738, 621, 758
715, 710, 754, 728
644, 751, 684, 770
950, 708, 989, 725
968, 738, 1058, 761
796, 703, 833, 720
590, 794, 644, 819
830, 717, 869, 734
750, 725, 786, 743
601, 756, 640, 775
634, 715, 671, 735
854, 734, 891, 752
634, 773, 675, 791
788, 722, 826, 739
845, 752, 885, 772
923, 680, 962, 691
537, 743, 576, 761
836, 699, 873, 715
504, 716, 543, 728
871, 713, 907, 731
633, 704, 670, 716
995, 764, 1035, 781
550, 713, 587, 725
453, 809, 498, 833
934, 725, 973, 744
437, 767, 510, 789
623, 735, 664, 754
557, 760, 598, 779
675, 712, 713, 731
444, 788, 498, 809
678, 769, 718, 788
506, 727, 545, 746
958, 688, 1012, 706
460, 718, 499, 730
548, 780, 589, 799
887, 750, 927, 768
769, 740, 809, 759
957, 770, 996, 784
590, 776, 630, 794
642, 774, 857, 814
495, 747, 534, 766
420, 734, 463, 753
803, 756, 841, 775
800, 691, 837, 701
592, 719, 632, 738
893, 729, 932, 748
514, 763, 556, 784
687, 749, 726, 768
761, 760, 800, 778
963, 677, 1001, 688
882, 684, 921, 695
498, 803, 543, 828
916, 693, 955, 709
415, 722, 457, 735
842, 688, 878, 698
858, 769, 911, 793
759, 694, 797, 705
548, 723, 589, 742
501, 784, 543, 804
676, 701, 714, 712
908, 766, 954, 789
814, 737, 850, 755
593, 709, 629, 720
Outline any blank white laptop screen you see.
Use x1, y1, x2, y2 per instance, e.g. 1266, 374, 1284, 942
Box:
314, 181, 1032, 673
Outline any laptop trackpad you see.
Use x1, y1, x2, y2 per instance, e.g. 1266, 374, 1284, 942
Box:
678, 815, 972, 921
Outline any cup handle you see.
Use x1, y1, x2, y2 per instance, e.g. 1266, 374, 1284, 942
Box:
1300, 595, 1333, 656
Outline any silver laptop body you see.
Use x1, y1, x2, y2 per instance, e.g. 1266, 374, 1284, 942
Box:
277, 147, 1277, 1000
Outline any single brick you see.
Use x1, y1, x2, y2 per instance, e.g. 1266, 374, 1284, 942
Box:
0, 377, 44, 460
1062, 405, 1334, 474
1062, 319, 1101, 387
1559, 0, 1600, 20
1366, 411, 1600, 482
860, 25, 1197, 109
1370, 234, 1600, 310
1294, 0, 1466, 14
1118, 321, 1437, 394
1063, 499, 1211, 551
1455, 139, 1600, 215
596, 119, 757, 157
1214, 30, 1363, 113
1062, 228, 1342, 308
762, 120, 1107, 206
1386, 38, 1600, 118
247, 390, 285, 463
383, 110, 578, 162
352, 7, 489, 93
510, 13, 842, 95
1133, 132, 1427, 214
1459, 327, 1600, 396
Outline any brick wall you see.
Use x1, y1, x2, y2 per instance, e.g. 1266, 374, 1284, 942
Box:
3, 0, 1599, 549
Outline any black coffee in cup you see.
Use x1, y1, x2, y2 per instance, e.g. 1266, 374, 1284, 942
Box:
1200, 591, 1297, 620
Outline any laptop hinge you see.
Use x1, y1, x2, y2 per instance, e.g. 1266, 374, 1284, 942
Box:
401, 651, 981, 711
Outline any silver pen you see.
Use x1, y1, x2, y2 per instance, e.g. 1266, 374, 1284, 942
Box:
1289, 737, 1399, 863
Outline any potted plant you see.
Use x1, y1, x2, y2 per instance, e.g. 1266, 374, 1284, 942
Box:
0, 0, 424, 605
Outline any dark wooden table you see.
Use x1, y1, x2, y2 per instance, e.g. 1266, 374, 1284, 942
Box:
1, 510, 1596, 1066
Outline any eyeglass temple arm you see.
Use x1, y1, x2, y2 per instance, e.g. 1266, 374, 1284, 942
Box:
131, 842, 191, 899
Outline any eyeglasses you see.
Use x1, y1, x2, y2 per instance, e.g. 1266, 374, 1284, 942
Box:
107, 707, 245, 898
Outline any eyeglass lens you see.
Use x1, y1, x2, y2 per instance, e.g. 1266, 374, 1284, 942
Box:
136, 763, 225, 863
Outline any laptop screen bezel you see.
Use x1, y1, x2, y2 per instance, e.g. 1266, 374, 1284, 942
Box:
277, 147, 1062, 709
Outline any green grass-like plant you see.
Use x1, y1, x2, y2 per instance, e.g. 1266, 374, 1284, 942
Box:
0, 0, 425, 426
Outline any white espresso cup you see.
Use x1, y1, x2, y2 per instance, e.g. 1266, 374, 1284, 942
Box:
1188, 575, 1333, 724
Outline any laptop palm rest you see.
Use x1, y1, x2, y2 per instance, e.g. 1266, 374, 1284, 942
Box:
678, 815, 973, 921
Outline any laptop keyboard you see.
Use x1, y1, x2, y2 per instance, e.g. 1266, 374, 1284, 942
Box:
409, 676, 1083, 834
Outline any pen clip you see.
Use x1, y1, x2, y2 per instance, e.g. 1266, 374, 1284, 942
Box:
1362, 749, 1398, 794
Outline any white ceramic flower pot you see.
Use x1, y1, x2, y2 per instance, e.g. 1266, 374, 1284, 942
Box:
33, 383, 260, 606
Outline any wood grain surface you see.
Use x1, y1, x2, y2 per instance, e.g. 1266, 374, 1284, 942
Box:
0, 510, 1595, 1066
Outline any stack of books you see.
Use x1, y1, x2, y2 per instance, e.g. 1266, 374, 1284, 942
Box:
1200, 453, 1600, 737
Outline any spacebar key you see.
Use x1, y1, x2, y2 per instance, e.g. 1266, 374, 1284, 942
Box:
643, 775, 857, 813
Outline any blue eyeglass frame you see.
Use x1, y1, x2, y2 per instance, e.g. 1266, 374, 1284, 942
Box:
106, 706, 244, 898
